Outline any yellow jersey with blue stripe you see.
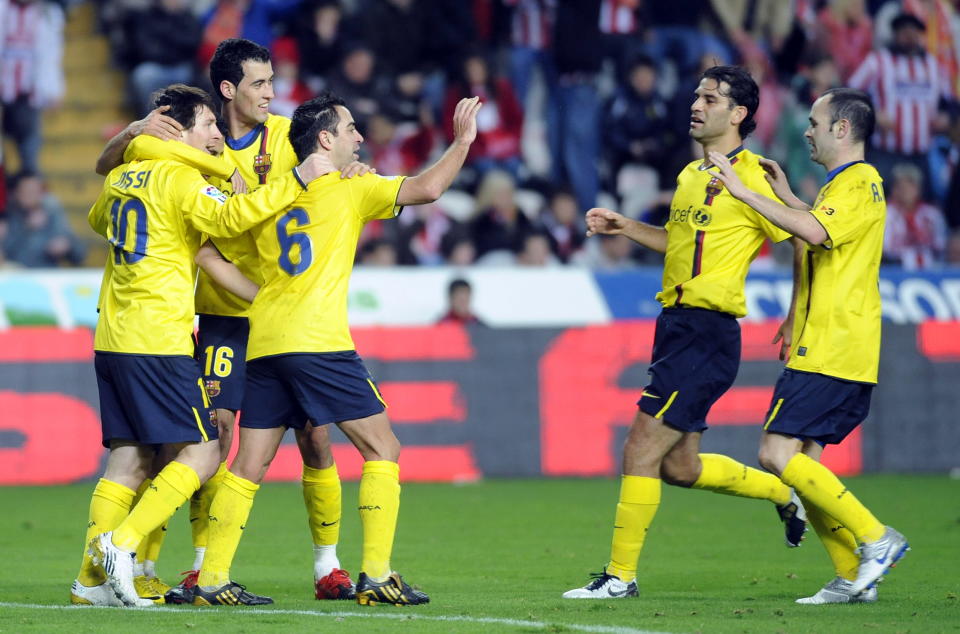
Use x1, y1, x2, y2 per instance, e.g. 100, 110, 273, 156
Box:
788, 161, 885, 384
246, 172, 405, 360
89, 157, 307, 356
657, 147, 790, 317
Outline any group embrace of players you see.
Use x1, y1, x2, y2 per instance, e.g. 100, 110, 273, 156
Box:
72, 37, 908, 611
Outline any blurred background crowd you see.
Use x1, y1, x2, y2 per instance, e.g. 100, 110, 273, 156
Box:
1, 0, 959, 271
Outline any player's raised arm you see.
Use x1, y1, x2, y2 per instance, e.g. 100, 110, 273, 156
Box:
586, 207, 668, 253
195, 241, 259, 303
395, 97, 482, 205
123, 135, 235, 182
95, 105, 183, 175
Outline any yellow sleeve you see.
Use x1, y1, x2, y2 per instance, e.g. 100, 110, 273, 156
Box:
810, 185, 868, 249
171, 165, 307, 238
124, 135, 234, 181
87, 182, 112, 238
358, 174, 406, 222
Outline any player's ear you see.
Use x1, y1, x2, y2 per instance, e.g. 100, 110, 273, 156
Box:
219, 80, 235, 101
318, 130, 333, 151
730, 104, 747, 127
835, 118, 850, 140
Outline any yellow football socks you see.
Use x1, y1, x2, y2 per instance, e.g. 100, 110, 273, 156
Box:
191, 462, 228, 550
780, 453, 884, 543
802, 499, 859, 581
112, 461, 200, 552
197, 470, 259, 588
78, 478, 135, 586
607, 475, 661, 582
692, 453, 790, 505
358, 460, 400, 581
133, 478, 167, 573
302, 463, 342, 546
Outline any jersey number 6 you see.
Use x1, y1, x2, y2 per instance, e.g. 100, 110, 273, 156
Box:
276, 207, 312, 275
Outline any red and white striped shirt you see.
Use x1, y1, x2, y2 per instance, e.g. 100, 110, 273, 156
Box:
884, 201, 948, 269
505, 0, 556, 50
1, 2, 40, 102
849, 48, 947, 155
599, 0, 638, 35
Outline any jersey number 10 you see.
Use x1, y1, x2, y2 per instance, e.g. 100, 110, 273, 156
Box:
109, 197, 148, 264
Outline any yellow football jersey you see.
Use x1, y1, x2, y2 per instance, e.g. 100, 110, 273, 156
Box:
89, 158, 307, 355
657, 147, 791, 317
246, 172, 406, 360
788, 161, 885, 383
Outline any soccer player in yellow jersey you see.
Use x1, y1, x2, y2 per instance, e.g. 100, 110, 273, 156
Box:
74, 84, 330, 608
707, 88, 909, 604
96, 38, 363, 603
564, 66, 808, 599
186, 92, 482, 607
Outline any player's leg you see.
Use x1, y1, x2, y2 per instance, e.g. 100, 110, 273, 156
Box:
189, 408, 234, 572
72, 441, 151, 605
131, 448, 172, 603
296, 423, 354, 600
760, 372, 908, 594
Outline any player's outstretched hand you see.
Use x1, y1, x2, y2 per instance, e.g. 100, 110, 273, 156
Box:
133, 105, 183, 141
585, 207, 628, 237
230, 169, 248, 194
340, 161, 377, 179
706, 151, 750, 201
298, 153, 337, 183
452, 96, 482, 146
758, 157, 796, 203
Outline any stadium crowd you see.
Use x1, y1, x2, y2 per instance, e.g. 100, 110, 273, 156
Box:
1, 0, 960, 269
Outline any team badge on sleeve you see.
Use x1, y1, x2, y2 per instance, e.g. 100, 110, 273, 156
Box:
202, 185, 228, 204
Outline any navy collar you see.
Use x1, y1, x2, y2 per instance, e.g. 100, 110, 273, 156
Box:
824, 160, 864, 185
225, 123, 264, 151
699, 145, 744, 170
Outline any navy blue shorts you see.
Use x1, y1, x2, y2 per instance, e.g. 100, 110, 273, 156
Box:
638, 307, 741, 432
94, 352, 218, 448
196, 314, 249, 411
763, 369, 873, 445
240, 351, 387, 429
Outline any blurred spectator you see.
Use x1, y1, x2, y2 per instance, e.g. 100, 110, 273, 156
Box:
437, 278, 483, 325
636, 0, 733, 78
328, 44, 383, 133
710, 0, 794, 66
745, 55, 787, 154
516, 231, 559, 266
815, 0, 873, 81
883, 163, 948, 269
382, 69, 430, 125
364, 111, 434, 176
440, 227, 477, 266
121, 0, 201, 117
469, 169, 534, 257
849, 12, 953, 195
443, 50, 524, 179
293, 0, 348, 93
598, 0, 642, 77
3, 172, 86, 267
902, 0, 960, 98
357, 238, 398, 267
0, 0, 65, 174
505, 0, 556, 105
394, 201, 455, 265
196, 0, 301, 68
552, 0, 602, 211
362, 0, 428, 76
571, 233, 636, 269
603, 55, 675, 187
269, 36, 312, 118
539, 185, 584, 263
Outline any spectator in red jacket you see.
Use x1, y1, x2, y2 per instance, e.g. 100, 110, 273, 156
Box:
443, 49, 524, 179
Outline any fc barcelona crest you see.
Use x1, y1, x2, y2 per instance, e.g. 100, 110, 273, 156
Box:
253, 152, 272, 176
205, 380, 221, 398
704, 177, 724, 205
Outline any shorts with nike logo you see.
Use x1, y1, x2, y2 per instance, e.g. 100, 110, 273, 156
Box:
762, 368, 873, 445
638, 307, 740, 432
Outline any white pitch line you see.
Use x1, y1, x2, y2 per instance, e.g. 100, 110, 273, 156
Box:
0, 602, 673, 634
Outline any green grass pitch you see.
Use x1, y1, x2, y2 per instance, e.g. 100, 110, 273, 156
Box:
0, 476, 957, 633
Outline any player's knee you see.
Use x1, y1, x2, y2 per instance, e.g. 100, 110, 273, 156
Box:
659, 460, 697, 487
757, 446, 785, 476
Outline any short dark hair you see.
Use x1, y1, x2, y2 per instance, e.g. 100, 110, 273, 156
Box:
821, 87, 875, 143
700, 65, 759, 138
448, 278, 471, 296
209, 38, 271, 102
891, 12, 925, 32
151, 84, 216, 130
289, 92, 346, 162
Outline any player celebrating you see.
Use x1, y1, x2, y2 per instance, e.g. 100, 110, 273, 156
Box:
96, 38, 360, 602
74, 84, 329, 607
563, 66, 806, 600
706, 88, 909, 604
185, 92, 482, 607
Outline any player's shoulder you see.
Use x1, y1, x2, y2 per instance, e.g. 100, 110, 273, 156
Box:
732, 148, 766, 173
266, 113, 292, 133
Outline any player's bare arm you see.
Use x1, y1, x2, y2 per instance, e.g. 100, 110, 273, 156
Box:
95, 105, 183, 175
585, 207, 668, 253
772, 237, 805, 361
758, 157, 811, 211
396, 97, 482, 205
707, 151, 827, 245
195, 241, 259, 303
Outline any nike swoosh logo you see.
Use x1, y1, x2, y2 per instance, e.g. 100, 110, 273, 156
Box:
320, 520, 339, 527
608, 587, 629, 597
